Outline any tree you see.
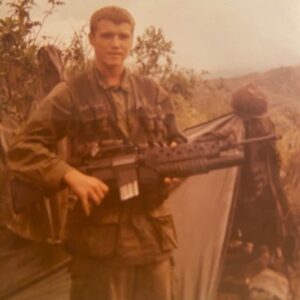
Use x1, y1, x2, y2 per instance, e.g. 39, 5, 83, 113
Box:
131, 26, 202, 129
63, 26, 91, 76
0, 0, 64, 122
131, 26, 174, 81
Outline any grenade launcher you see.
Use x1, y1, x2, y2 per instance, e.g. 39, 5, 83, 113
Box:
11, 133, 279, 212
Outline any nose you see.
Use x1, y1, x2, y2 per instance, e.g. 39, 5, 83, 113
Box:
111, 36, 121, 47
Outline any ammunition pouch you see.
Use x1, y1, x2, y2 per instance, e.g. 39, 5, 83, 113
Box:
63, 199, 119, 257
63, 194, 177, 258
137, 104, 168, 145
147, 207, 177, 251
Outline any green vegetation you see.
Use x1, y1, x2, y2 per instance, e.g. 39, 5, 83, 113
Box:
1, 0, 299, 194
272, 106, 300, 194
0, 0, 64, 121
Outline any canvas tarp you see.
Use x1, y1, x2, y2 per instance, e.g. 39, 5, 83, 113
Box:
0, 113, 244, 300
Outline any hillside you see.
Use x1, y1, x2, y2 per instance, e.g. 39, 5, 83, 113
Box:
188, 65, 300, 194
223, 65, 300, 107
191, 65, 300, 119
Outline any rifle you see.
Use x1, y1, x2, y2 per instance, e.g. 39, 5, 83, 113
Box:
11, 133, 279, 212
76, 133, 279, 201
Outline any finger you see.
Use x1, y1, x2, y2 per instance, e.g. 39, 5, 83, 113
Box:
171, 177, 180, 183
89, 189, 102, 206
92, 186, 105, 204
80, 195, 91, 216
99, 181, 109, 193
93, 181, 109, 202
164, 177, 172, 184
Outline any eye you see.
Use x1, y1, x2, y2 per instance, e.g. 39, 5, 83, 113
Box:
100, 32, 114, 39
119, 33, 130, 40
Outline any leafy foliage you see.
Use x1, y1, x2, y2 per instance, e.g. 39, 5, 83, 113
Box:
131, 26, 173, 81
272, 106, 300, 193
130, 26, 234, 129
1, 2, 298, 193
63, 26, 91, 76
131, 26, 201, 129
0, 0, 64, 122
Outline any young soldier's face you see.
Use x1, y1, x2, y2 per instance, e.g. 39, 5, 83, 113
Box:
89, 19, 133, 69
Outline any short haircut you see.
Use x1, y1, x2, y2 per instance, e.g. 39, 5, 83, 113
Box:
89, 6, 135, 35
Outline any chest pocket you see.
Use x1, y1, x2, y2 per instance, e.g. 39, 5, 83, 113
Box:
136, 101, 168, 145
76, 102, 118, 143
68, 71, 121, 144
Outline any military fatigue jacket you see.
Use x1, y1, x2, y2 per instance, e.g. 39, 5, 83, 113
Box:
7, 65, 183, 264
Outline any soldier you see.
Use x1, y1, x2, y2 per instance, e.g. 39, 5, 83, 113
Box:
231, 83, 296, 265
7, 6, 184, 300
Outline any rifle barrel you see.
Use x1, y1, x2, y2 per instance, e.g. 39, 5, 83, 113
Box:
237, 134, 281, 146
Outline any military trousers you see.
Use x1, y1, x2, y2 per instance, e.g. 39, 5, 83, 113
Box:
70, 256, 175, 300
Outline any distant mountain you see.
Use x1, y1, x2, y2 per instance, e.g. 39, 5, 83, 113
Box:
220, 65, 300, 106
190, 65, 300, 126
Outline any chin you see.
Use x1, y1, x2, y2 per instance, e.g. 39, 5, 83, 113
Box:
105, 61, 124, 68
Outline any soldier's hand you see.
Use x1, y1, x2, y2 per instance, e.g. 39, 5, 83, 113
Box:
63, 168, 109, 216
164, 141, 180, 184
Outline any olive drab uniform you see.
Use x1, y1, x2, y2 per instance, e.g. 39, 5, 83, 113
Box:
236, 116, 295, 252
7, 65, 184, 299
63, 66, 182, 263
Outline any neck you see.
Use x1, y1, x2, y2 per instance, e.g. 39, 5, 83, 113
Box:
95, 61, 124, 87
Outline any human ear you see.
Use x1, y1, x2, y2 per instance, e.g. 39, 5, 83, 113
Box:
88, 32, 95, 47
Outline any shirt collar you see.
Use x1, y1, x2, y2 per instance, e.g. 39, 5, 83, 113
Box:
93, 64, 131, 92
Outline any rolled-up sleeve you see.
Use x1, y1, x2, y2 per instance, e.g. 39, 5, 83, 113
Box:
7, 82, 75, 190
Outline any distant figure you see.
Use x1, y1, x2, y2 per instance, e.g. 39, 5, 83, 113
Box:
231, 83, 296, 262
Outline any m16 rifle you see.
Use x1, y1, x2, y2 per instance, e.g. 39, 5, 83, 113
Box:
76, 133, 279, 202
11, 133, 279, 212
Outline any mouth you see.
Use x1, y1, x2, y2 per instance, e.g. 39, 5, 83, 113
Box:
108, 53, 122, 56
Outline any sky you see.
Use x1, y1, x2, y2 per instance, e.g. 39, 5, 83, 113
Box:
3, 0, 300, 77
